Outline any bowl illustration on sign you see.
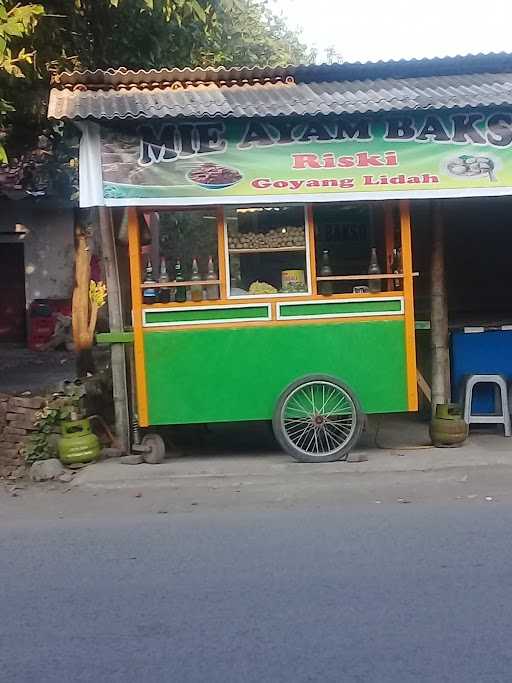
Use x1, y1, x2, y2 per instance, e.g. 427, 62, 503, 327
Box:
187, 162, 243, 189
446, 155, 497, 182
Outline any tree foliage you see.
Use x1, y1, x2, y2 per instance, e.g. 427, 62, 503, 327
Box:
204, 1, 315, 67
1, 0, 313, 126
0, 2, 44, 115
0, 0, 313, 178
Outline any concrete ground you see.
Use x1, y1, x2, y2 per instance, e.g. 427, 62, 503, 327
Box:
0, 344, 75, 394
72, 414, 512, 491
4, 412, 512, 682
3, 501, 512, 682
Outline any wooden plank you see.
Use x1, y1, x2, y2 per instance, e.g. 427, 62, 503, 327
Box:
229, 246, 306, 254
431, 202, 450, 413
306, 205, 318, 296
140, 290, 404, 310
96, 331, 135, 344
141, 279, 220, 289
417, 370, 432, 403
317, 272, 419, 282
98, 207, 130, 452
217, 207, 228, 300
127, 208, 150, 427
384, 202, 395, 273
139, 313, 404, 333
400, 199, 419, 412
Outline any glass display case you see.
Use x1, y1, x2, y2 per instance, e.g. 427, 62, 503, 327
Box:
225, 206, 310, 297
139, 203, 406, 306
140, 209, 221, 304
313, 202, 403, 295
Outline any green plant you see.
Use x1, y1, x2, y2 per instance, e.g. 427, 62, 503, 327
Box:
23, 390, 84, 463
23, 405, 60, 463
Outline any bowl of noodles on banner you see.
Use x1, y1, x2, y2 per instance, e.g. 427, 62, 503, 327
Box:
187, 162, 243, 190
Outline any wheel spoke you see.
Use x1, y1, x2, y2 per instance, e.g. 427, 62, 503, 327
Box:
296, 424, 314, 448
285, 423, 311, 440
286, 406, 311, 418
320, 386, 337, 414
287, 396, 312, 417
304, 426, 317, 452
327, 421, 351, 432
285, 417, 311, 427
313, 426, 320, 453
285, 422, 311, 440
289, 419, 311, 442
325, 395, 352, 418
299, 388, 316, 411
326, 419, 352, 438
322, 426, 335, 451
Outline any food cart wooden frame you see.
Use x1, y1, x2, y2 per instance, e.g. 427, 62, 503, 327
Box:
125, 199, 417, 462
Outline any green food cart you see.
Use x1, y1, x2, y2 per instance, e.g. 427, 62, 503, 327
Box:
121, 193, 417, 462
73, 95, 434, 463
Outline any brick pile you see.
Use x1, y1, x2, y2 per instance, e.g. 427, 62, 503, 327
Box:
0, 394, 45, 479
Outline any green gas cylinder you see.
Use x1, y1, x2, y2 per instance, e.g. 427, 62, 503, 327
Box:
58, 418, 101, 464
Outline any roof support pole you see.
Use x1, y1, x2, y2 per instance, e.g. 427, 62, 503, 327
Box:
430, 201, 450, 415
98, 206, 130, 453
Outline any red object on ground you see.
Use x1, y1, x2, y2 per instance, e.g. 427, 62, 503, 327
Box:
27, 299, 71, 350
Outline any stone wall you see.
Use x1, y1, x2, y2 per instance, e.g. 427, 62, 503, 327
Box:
0, 393, 43, 479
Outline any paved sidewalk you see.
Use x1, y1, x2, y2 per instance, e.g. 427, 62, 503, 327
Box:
73, 415, 512, 490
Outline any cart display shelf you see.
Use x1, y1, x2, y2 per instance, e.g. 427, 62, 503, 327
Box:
228, 246, 306, 254
140, 291, 405, 309
141, 279, 220, 288
317, 272, 419, 281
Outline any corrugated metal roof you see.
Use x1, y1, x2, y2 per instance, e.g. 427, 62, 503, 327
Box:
48, 71, 512, 120
50, 52, 512, 88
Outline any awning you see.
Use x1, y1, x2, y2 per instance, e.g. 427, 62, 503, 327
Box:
59, 53, 512, 207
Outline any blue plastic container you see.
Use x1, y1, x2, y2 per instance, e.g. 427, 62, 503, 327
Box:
451, 330, 512, 414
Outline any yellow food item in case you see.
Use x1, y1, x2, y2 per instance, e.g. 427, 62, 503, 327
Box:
249, 281, 278, 295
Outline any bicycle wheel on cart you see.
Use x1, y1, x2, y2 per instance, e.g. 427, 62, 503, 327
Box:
272, 374, 364, 463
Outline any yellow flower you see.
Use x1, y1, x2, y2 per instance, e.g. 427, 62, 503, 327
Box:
89, 280, 107, 307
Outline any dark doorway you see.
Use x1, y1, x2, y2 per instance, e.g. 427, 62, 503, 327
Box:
0, 243, 26, 342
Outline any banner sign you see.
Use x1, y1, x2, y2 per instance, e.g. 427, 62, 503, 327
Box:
96, 111, 512, 205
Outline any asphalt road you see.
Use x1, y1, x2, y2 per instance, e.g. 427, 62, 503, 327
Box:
3, 504, 512, 683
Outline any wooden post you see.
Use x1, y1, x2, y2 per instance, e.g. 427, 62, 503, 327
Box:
217, 207, 227, 300
430, 201, 450, 415
384, 202, 395, 273
399, 200, 418, 412
98, 206, 130, 452
306, 205, 318, 295
127, 208, 149, 427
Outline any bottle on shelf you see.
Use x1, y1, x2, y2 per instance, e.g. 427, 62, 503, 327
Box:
229, 258, 242, 294
391, 247, 402, 291
174, 259, 187, 303
368, 247, 382, 293
158, 256, 171, 303
142, 257, 158, 305
190, 257, 203, 302
206, 255, 220, 300
318, 249, 333, 296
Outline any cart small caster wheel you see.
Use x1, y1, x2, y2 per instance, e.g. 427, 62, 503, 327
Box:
141, 433, 166, 464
